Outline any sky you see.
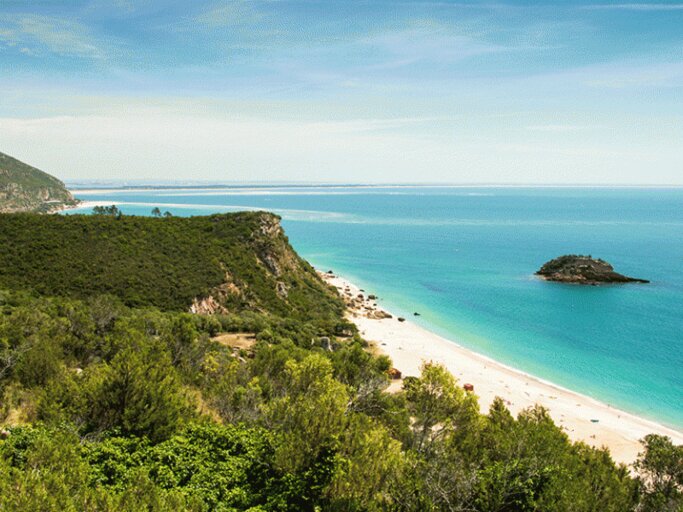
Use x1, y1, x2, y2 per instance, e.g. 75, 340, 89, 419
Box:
0, 1, 682, 184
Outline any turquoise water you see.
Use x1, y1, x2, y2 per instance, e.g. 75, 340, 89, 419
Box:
65, 186, 683, 429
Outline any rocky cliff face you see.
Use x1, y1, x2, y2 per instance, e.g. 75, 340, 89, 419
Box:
185, 212, 344, 318
191, 270, 242, 314
194, 213, 309, 313
0, 152, 77, 213
536, 255, 649, 284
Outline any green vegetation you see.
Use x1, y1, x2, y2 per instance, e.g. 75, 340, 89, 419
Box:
0, 212, 680, 511
92, 204, 122, 217
0, 212, 344, 322
0, 151, 77, 213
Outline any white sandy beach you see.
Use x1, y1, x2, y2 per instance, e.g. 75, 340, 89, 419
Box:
321, 272, 683, 466
61, 200, 115, 211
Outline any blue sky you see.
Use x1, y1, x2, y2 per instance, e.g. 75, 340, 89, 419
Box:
0, 1, 682, 183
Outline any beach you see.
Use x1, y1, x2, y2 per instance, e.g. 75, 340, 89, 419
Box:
322, 271, 683, 466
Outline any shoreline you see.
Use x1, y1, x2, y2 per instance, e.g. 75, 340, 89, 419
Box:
58, 200, 119, 213
321, 271, 683, 465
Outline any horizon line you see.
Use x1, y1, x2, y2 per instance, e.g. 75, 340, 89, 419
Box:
66, 181, 683, 190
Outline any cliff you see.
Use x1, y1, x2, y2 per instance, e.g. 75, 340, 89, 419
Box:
0, 151, 77, 213
536, 255, 649, 284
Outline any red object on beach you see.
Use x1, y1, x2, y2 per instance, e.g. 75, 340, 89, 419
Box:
463, 383, 474, 392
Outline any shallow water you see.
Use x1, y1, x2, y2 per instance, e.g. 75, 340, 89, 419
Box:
65, 186, 683, 429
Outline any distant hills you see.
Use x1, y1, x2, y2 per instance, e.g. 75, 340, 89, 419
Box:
0, 151, 77, 213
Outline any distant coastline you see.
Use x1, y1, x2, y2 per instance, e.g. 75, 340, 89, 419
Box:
67, 183, 683, 195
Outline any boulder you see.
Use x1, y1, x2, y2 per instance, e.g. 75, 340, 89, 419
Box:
388, 368, 402, 380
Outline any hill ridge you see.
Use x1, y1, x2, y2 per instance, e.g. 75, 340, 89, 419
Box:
0, 151, 77, 213
0, 211, 344, 322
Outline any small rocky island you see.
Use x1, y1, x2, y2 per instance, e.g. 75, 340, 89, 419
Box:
536, 255, 649, 284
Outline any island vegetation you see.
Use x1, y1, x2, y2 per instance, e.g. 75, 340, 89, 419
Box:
536, 255, 649, 284
0, 212, 680, 511
0, 151, 78, 213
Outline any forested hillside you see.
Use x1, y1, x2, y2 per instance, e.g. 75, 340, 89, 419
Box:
0, 212, 343, 322
0, 152, 77, 213
0, 212, 680, 511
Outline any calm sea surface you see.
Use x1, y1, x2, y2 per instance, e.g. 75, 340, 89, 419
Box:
64, 186, 683, 429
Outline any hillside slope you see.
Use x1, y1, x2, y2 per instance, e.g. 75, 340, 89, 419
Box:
0, 211, 343, 322
0, 151, 76, 213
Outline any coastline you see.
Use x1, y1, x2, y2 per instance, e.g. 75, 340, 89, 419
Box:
321, 271, 683, 466
57, 199, 116, 213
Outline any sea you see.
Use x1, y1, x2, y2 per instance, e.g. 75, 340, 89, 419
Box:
63, 185, 683, 429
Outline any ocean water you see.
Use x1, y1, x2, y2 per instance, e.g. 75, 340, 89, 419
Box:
64, 186, 683, 429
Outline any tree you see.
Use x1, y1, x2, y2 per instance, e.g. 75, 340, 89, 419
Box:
0, 426, 200, 511
86, 337, 191, 441
264, 354, 349, 508
163, 211, 173, 218
635, 434, 683, 511
0, 427, 108, 511
151, 207, 161, 217
92, 205, 121, 217
403, 362, 479, 453
325, 413, 403, 511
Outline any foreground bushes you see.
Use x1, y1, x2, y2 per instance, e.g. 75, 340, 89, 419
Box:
0, 291, 680, 511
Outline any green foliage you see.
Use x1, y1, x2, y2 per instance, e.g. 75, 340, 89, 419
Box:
264, 354, 349, 474
0, 286, 655, 511
93, 204, 122, 217
0, 212, 344, 322
635, 434, 683, 511
0, 426, 205, 511
324, 413, 403, 511
84, 339, 191, 441
85, 423, 275, 509
403, 361, 480, 452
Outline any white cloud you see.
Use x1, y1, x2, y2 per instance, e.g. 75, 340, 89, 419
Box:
0, 114, 461, 182
517, 59, 683, 91
194, 1, 263, 27
582, 61, 683, 89
0, 14, 103, 58
19, 46, 38, 56
358, 28, 508, 67
0, 27, 17, 48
